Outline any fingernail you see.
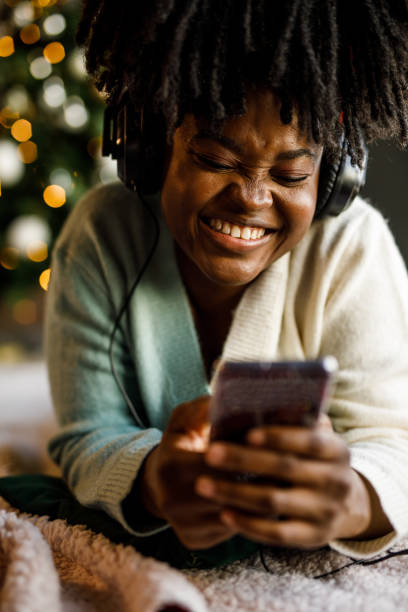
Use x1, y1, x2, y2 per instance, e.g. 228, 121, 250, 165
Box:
196, 477, 215, 497
206, 444, 225, 464
247, 430, 265, 445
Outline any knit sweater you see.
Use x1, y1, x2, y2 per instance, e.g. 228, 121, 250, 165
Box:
45, 181, 408, 559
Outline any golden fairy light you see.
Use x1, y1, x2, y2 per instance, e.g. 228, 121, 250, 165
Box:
0, 107, 20, 129
0, 36, 15, 58
11, 119, 32, 142
43, 184, 66, 207
18, 141, 38, 164
39, 268, 51, 291
12, 298, 37, 325
26, 240, 48, 262
0, 247, 19, 270
20, 24, 41, 45
43, 42, 65, 64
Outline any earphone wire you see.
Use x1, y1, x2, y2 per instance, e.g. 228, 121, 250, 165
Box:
259, 545, 408, 580
108, 186, 160, 429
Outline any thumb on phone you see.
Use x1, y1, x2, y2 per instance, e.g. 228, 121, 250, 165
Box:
165, 395, 211, 451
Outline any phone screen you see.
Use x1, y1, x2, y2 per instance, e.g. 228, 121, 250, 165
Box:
210, 357, 337, 443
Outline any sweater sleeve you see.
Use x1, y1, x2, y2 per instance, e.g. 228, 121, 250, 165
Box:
45, 190, 168, 537
315, 204, 408, 558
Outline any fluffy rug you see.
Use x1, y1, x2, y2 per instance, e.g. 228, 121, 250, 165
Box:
1, 496, 408, 612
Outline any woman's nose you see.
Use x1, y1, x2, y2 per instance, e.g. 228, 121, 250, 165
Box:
228, 177, 273, 211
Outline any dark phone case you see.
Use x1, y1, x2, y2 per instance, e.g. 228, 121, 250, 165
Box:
210, 358, 337, 443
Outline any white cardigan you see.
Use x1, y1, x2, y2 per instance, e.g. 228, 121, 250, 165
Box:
46, 182, 408, 559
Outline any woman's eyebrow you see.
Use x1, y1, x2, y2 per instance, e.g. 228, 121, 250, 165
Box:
191, 130, 318, 163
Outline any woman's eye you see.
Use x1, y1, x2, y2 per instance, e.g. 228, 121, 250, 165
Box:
274, 175, 309, 186
193, 153, 233, 171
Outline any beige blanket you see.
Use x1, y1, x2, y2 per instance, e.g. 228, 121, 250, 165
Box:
1, 496, 408, 612
1, 362, 408, 611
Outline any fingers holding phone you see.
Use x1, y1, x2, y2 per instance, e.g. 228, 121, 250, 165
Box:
195, 358, 370, 548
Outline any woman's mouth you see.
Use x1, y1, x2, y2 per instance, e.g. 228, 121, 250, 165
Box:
202, 217, 272, 241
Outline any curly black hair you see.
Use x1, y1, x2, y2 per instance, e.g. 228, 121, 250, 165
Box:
76, 0, 408, 165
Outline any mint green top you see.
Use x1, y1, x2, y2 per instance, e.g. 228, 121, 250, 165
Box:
46, 181, 408, 559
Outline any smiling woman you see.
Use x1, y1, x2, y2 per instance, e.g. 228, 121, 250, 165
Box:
1, 0, 408, 572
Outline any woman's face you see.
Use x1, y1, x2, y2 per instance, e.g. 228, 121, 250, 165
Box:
161, 90, 322, 289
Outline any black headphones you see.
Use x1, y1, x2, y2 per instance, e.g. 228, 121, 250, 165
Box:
102, 91, 368, 218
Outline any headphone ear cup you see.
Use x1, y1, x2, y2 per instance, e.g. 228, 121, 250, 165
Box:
315, 137, 368, 218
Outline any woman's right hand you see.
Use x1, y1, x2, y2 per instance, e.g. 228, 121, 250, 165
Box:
138, 396, 238, 549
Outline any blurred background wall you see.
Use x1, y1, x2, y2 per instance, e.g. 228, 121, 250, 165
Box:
0, 0, 407, 364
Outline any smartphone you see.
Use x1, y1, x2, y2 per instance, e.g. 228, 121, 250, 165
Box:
210, 357, 337, 443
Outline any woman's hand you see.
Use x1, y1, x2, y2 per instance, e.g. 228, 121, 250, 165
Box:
195, 417, 372, 549
139, 396, 238, 549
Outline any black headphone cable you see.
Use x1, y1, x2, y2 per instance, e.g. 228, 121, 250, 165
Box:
108, 188, 160, 429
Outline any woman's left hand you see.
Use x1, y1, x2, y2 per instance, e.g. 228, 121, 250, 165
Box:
196, 418, 372, 548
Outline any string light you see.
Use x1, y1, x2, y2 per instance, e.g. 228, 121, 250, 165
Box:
39, 268, 51, 291
13, 2, 35, 27
30, 55, 52, 79
0, 140, 24, 186
42, 75, 66, 108
0, 36, 15, 57
43, 184, 66, 207
11, 118, 32, 142
26, 240, 48, 262
6, 215, 51, 252
19, 24, 40, 45
43, 41, 65, 64
18, 140, 38, 163
49, 168, 73, 194
0, 247, 19, 270
64, 96, 88, 130
43, 14, 66, 36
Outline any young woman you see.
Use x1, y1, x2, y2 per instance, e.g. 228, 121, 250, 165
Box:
2, 1, 408, 569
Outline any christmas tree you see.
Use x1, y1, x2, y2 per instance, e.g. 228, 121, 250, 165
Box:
0, 0, 115, 356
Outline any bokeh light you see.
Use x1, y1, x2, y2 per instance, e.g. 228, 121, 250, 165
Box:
43, 41, 65, 64
49, 168, 73, 194
30, 56, 52, 79
20, 24, 41, 45
0, 36, 15, 57
0, 140, 24, 186
64, 96, 88, 129
0, 247, 19, 270
26, 240, 48, 262
18, 140, 38, 164
12, 298, 37, 325
39, 268, 51, 291
4, 86, 31, 114
11, 118, 32, 142
6, 215, 51, 251
43, 14, 66, 36
42, 75, 66, 107
43, 184, 66, 207
13, 2, 35, 27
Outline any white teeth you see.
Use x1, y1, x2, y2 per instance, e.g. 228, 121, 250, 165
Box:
230, 225, 241, 238
222, 221, 231, 235
241, 227, 251, 240
206, 217, 269, 240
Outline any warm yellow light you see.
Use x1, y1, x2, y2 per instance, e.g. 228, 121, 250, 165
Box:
32, 0, 56, 6
43, 42, 65, 64
0, 107, 20, 129
0, 247, 19, 270
87, 136, 102, 159
43, 184, 66, 207
13, 299, 37, 325
18, 140, 38, 164
11, 119, 32, 142
39, 268, 51, 291
0, 36, 15, 58
20, 24, 41, 45
26, 240, 48, 262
